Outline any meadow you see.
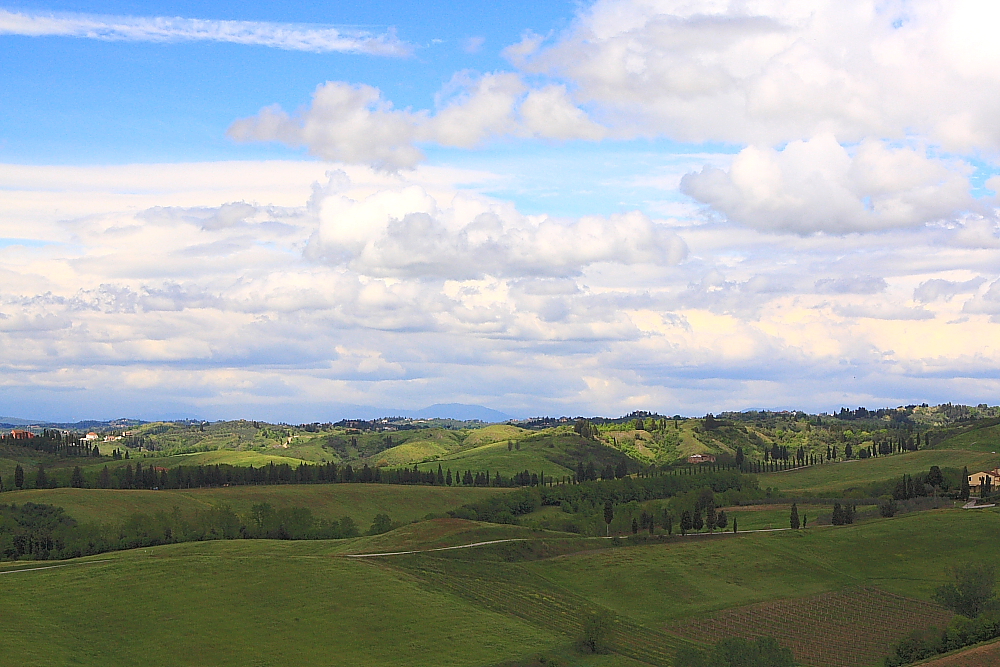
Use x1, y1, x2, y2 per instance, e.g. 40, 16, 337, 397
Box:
9, 484, 509, 525
756, 449, 998, 495
2, 508, 996, 666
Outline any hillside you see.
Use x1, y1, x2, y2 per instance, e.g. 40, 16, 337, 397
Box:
2, 509, 997, 666
12, 484, 509, 525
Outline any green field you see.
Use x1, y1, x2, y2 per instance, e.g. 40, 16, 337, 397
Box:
2, 509, 996, 666
933, 423, 1000, 452
757, 449, 998, 495
9, 484, 508, 525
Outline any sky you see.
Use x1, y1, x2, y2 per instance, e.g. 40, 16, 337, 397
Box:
2, 0, 1000, 422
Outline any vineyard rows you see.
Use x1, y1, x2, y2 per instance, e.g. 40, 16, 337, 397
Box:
379, 553, 696, 666
667, 587, 952, 667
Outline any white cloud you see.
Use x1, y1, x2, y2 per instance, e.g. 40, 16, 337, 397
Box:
309, 181, 686, 278
229, 75, 607, 170
914, 277, 985, 303
0, 9, 410, 56
680, 135, 972, 233
4, 161, 1000, 419
519, 0, 1000, 152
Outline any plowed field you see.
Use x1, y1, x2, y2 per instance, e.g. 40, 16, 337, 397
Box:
667, 587, 952, 667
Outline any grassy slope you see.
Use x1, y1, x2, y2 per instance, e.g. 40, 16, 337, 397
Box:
756, 450, 999, 495
1, 508, 996, 665
0, 540, 557, 667
415, 430, 633, 478
8, 484, 509, 525
528, 509, 1000, 627
932, 423, 1000, 452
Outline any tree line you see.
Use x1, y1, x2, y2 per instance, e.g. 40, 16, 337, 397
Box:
450, 470, 753, 524
0, 500, 395, 562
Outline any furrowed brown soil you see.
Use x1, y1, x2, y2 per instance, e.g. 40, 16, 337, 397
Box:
915, 639, 1000, 666
666, 587, 952, 667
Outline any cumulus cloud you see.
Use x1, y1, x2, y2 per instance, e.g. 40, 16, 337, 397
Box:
519, 0, 1000, 152
308, 181, 686, 278
0, 9, 411, 55
229, 75, 606, 170
228, 83, 426, 170
4, 161, 1000, 419
680, 136, 972, 233
914, 277, 985, 303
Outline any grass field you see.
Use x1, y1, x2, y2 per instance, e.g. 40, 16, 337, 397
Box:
413, 431, 634, 479
1, 507, 996, 666
756, 450, 999, 495
7, 484, 509, 525
0, 540, 559, 667
933, 423, 1000, 452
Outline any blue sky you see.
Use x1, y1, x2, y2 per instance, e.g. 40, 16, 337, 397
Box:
2, 0, 1000, 422
0, 1, 573, 162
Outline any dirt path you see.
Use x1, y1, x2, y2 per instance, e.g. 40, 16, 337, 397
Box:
0, 559, 111, 575
342, 527, 793, 557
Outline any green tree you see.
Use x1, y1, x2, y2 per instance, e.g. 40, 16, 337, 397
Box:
603, 500, 614, 536
631, 517, 638, 534
706, 500, 717, 533
368, 513, 392, 535
662, 510, 673, 535
14, 464, 24, 489
692, 507, 704, 531
35, 466, 48, 489
927, 465, 944, 490
933, 562, 997, 618
790, 503, 800, 530
732, 517, 738, 533
715, 510, 727, 530
832, 503, 845, 526
98, 465, 111, 489
581, 610, 613, 654
712, 636, 795, 667
338, 515, 359, 538
961, 466, 971, 502
680, 510, 692, 535
70, 466, 84, 488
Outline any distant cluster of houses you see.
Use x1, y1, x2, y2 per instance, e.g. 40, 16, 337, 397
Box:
686, 453, 717, 464
9, 429, 36, 440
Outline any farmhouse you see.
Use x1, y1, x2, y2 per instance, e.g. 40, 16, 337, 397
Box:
687, 453, 717, 464
9, 429, 35, 440
967, 469, 1000, 493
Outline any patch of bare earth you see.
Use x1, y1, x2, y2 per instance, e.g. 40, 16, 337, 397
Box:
915, 640, 1000, 666
666, 587, 952, 667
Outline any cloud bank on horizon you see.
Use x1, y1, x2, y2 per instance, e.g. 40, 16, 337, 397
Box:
2, 0, 1000, 422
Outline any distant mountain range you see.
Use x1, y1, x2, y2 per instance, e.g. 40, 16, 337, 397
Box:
0, 403, 515, 428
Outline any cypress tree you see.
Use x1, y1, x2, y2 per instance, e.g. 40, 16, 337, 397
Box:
790, 503, 800, 530
832, 503, 844, 526
603, 501, 614, 536
961, 466, 971, 502
706, 500, 716, 533
71, 466, 84, 488
680, 510, 692, 535
14, 464, 24, 489
631, 517, 638, 534
35, 466, 48, 489
733, 517, 737, 533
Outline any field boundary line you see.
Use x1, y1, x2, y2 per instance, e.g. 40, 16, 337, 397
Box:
0, 559, 112, 575
343, 538, 529, 557
345, 526, 796, 557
